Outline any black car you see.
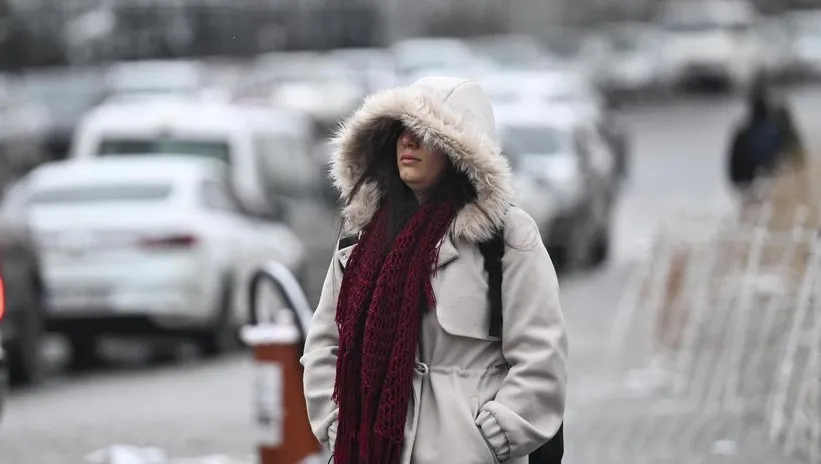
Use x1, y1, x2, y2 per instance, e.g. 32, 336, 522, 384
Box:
0, 178, 46, 386
0, 330, 7, 421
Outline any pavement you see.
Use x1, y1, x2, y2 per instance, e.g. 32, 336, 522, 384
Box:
3, 85, 821, 463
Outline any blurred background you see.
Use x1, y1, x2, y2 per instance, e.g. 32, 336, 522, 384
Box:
1, 0, 820, 462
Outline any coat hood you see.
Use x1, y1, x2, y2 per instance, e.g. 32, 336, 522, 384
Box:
330, 76, 514, 243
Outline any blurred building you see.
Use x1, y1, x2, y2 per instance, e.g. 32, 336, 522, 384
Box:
4, 0, 821, 72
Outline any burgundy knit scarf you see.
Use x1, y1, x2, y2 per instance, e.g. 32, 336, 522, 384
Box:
332, 199, 456, 464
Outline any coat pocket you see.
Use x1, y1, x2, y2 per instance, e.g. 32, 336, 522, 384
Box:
434, 260, 502, 342
464, 396, 500, 464
435, 295, 501, 341
418, 375, 503, 464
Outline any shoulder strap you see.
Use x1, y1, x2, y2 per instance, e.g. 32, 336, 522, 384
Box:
340, 229, 506, 338
478, 227, 505, 338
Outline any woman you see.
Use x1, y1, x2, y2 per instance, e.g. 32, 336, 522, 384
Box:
301, 76, 568, 464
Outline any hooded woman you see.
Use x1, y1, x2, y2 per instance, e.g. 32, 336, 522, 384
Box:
301, 76, 568, 464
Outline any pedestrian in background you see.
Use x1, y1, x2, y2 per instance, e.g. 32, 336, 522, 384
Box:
301, 76, 568, 464
727, 77, 803, 205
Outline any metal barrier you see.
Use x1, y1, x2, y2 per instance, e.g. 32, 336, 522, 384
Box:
246, 260, 314, 356
608, 201, 820, 464
242, 260, 323, 464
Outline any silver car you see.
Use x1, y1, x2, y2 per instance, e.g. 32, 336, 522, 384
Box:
497, 104, 619, 270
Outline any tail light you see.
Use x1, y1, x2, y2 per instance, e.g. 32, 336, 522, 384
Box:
0, 274, 5, 322
139, 233, 199, 249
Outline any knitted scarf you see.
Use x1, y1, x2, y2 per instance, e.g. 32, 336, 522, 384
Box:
332, 199, 456, 464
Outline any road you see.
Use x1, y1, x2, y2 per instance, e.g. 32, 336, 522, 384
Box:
2, 86, 820, 464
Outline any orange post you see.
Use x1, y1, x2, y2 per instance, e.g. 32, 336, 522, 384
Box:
242, 314, 322, 464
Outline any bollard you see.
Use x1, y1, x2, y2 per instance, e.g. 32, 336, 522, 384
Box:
242, 261, 322, 464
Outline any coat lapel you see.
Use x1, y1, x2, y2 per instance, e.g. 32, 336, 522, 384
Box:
435, 234, 459, 270
337, 244, 355, 270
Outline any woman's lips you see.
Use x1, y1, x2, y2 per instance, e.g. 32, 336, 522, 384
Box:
400, 156, 420, 165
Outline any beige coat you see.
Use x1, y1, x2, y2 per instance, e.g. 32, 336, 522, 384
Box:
301, 76, 568, 463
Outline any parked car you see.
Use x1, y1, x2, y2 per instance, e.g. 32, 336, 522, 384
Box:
496, 104, 618, 269
14, 67, 108, 160
327, 47, 399, 93
655, 0, 763, 90
597, 22, 666, 98
104, 59, 207, 102
391, 37, 497, 84
783, 10, 821, 80
467, 34, 556, 69
0, 91, 50, 189
0, 179, 47, 385
242, 52, 366, 135
757, 15, 793, 82
481, 69, 631, 182
541, 26, 605, 81
21, 157, 306, 365
0, 330, 7, 420
70, 98, 319, 217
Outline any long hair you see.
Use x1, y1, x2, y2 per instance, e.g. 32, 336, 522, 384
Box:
345, 119, 479, 244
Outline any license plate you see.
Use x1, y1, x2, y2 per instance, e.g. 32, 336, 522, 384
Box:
48, 286, 112, 310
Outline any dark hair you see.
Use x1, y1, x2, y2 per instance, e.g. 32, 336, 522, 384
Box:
345, 119, 478, 243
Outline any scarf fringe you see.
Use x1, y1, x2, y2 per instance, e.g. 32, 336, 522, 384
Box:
361, 433, 403, 464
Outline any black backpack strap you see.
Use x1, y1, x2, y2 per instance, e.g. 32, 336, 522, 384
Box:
478, 227, 505, 338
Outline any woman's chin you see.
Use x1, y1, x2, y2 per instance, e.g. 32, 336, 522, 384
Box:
399, 171, 421, 186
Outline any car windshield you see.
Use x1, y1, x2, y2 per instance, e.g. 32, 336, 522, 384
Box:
19, 73, 102, 111
665, 18, 750, 31
542, 31, 586, 59
30, 184, 172, 204
473, 39, 545, 67
661, 1, 753, 31
97, 138, 231, 164
793, 16, 821, 37
543, 84, 591, 104
252, 57, 349, 84
501, 125, 567, 156
609, 29, 644, 52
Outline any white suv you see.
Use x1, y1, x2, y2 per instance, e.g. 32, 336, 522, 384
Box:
657, 0, 763, 90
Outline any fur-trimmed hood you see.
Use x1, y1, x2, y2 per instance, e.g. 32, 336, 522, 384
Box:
330, 76, 514, 243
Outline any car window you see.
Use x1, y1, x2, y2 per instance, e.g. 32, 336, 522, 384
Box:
0, 179, 32, 222
500, 125, 568, 156
200, 180, 242, 213
29, 184, 172, 204
97, 138, 232, 165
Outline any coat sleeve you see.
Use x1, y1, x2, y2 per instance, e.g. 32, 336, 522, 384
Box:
475, 208, 568, 461
300, 256, 342, 451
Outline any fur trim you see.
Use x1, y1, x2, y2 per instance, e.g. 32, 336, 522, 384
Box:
330, 78, 514, 243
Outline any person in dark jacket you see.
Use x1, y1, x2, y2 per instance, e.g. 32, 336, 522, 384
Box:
727, 79, 797, 194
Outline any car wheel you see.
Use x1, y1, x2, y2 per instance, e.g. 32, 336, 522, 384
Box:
148, 339, 182, 366
590, 227, 611, 267
8, 279, 46, 386
67, 334, 103, 372
198, 276, 238, 358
